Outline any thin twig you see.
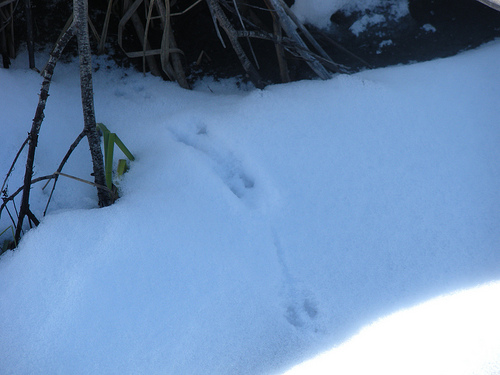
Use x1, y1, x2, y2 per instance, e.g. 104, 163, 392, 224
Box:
280, 0, 335, 64
26, 209, 39, 228
232, 0, 259, 69
1, 174, 57, 213
55, 172, 117, 199
206, 0, 226, 48
143, 0, 156, 75
98, 0, 114, 53
87, 13, 101, 44
171, 0, 202, 16
206, 0, 265, 88
1, 173, 55, 238
234, 28, 348, 72
1, 170, 117, 224
4, 205, 17, 229
264, 0, 289, 82
12, 197, 18, 219
119, 0, 162, 75
15, 25, 75, 243
263, 0, 331, 79
316, 29, 372, 68
43, 130, 86, 216
1, 136, 28, 195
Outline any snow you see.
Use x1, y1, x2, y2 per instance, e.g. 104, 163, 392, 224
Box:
376, 39, 394, 54
422, 23, 437, 33
282, 281, 500, 375
349, 13, 386, 36
292, 0, 408, 29
1, 37, 500, 374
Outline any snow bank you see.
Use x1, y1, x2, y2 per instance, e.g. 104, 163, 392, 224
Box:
1, 39, 500, 374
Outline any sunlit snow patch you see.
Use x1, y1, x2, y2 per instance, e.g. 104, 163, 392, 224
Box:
281, 281, 500, 375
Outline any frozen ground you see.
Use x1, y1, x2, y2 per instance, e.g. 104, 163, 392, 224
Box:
0, 36, 499, 374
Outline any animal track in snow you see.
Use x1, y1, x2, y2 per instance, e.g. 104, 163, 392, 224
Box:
272, 229, 321, 330
170, 124, 255, 200
285, 295, 319, 329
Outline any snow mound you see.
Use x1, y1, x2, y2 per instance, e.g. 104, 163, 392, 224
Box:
1, 39, 499, 375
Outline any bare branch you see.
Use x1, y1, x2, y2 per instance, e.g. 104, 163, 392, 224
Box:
206, 0, 265, 88
14, 25, 75, 243
43, 131, 86, 216
1, 137, 28, 195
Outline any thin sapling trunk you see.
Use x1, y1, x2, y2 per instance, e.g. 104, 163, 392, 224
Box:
14, 27, 75, 243
74, 0, 112, 207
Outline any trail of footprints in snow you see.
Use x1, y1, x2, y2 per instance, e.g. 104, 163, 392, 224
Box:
173, 125, 321, 331
272, 229, 321, 331
285, 293, 320, 329
170, 124, 255, 200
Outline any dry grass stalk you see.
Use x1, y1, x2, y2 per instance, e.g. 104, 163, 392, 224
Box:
106, 0, 339, 87
206, 0, 265, 88
119, 0, 162, 75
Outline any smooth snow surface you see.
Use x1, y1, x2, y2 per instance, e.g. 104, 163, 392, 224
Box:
1, 40, 500, 374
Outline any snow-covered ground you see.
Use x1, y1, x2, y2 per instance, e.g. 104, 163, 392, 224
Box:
283, 280, 500, 375
1, 35, 499, 375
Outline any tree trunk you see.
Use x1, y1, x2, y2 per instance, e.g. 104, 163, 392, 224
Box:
25, 0, 35, 69
74, 0, 112, 207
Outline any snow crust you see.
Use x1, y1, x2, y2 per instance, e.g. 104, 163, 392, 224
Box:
1, 39, 500, 374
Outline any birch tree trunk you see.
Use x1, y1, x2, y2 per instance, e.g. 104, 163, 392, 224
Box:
74, 0, 112, 207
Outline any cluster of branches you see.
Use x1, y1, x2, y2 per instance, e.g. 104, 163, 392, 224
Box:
6, 0, 364, 87
59, 0, 354, 88
90, 0, 500, 86
1, 0, 113, 250
108, 0, 344, 88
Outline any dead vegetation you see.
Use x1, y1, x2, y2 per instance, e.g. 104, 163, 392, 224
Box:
97, 0, 348, 88
4, 0, 362, 87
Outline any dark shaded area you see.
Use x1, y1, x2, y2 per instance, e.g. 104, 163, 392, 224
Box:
11, 0, 75, 57
7, 0, 500, 84
152, 0, 500, 83
171, 0, 303, 83
323, 0, 500, 73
